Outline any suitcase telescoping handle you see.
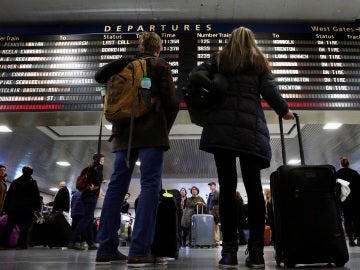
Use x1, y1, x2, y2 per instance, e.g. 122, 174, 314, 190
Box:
196, 204, 205, 214
279, 112, 305, 166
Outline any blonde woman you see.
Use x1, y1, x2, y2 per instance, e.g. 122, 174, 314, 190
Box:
190, 26, 294, 268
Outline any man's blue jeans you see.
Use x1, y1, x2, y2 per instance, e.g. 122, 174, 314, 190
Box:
97, 147, 163, 257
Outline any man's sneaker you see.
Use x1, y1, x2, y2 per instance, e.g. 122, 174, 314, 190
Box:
95, 252, 128, 265
67, 242, 85, 250
219, 252, 238, 268
127, 255, 167, 268
87, 244, 98, 250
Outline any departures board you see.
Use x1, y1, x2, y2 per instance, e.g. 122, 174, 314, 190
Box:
0, 22, 359, 112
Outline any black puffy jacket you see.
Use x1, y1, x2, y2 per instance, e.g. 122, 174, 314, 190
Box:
193, 54, 289, 169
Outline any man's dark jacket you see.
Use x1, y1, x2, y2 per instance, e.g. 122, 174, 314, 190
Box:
52, 186, 70, 212
95, 53, 179, 152
3, 175, 40, 215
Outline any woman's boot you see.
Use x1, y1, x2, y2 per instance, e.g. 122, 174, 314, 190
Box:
349, 237, 356, 247
245, 240, 265, 269
219, 241, 238, 268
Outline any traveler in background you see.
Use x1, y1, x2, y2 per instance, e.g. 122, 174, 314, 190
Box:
0, 164, 7, 214
179, 187, 188, 246
120, 192, 131, 214
0, 165, 40, 249
181, 186, 208, 246
336, 157, 360, 246
70, 190, 85, 248
94, 31, 179, 267
235, 191, 247, 245
51, 181, 70, 213
191, 26, 294, 268
207, 182, 220, 245
68, 153, 104, 251
182, 186, 207, 246
264, 188, 274, 245
186, 186, 206, 212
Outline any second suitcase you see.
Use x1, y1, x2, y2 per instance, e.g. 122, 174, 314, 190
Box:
271, 113, 348, 267
152, 189, 181, 259
191, 205, 214, 247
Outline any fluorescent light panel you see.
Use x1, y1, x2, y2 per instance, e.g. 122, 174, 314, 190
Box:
56, 161, 71, 166
0, 126, 12, 132
323, 123, 342, 130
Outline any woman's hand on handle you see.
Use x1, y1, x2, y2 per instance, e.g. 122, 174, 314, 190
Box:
282, 110, 295, 120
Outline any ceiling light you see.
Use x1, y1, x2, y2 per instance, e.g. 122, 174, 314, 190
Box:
49, 187, 59, 192
136, 161, 141, 166
323, 123, 342, 130
56, 161, 71, 166
104, 124, 112, 130
0, 126, 12, 132
288, 159, 301, 165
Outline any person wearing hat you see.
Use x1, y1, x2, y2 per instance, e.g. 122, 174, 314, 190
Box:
0, 164, 7, 213
68, 153, 104, 251
207, 182, 220, 245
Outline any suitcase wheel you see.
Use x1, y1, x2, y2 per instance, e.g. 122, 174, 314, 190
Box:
334, 262, 345, 267
284, 262, 295, 268
284, 260, 295, 268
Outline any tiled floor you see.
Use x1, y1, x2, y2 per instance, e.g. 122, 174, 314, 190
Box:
0, 245, 357, 269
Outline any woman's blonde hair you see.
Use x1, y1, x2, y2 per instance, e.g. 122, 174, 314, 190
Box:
217, 26, 270, 74
139, 32, 162, 54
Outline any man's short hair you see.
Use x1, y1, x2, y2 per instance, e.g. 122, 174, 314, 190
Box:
139, 32, 162, 54
0, 164, 6, 169
208, 182, 216, 186
22, 165, 33, 176
340, 157, 350, 168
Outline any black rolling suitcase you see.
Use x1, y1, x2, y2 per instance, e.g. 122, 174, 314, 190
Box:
45, 211, 71, 248
270, 113, 348, 268
151, 189, 181, 259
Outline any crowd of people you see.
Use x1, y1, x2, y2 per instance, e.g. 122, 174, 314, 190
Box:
0, 26, 359, 270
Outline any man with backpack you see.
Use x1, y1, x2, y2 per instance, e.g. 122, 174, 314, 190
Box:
68, 153, 104, 250
94, 32, 179, 267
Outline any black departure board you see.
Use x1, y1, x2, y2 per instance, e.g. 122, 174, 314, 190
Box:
0, 22, 360, 112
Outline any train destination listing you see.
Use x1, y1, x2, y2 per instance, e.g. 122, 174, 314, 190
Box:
0, 22, 359, 112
